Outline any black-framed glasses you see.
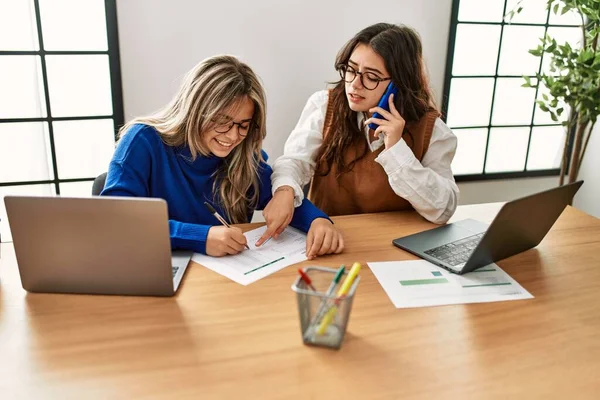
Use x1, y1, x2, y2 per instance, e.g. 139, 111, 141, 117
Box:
338, 64, 391, 90
212, 119, 252, 137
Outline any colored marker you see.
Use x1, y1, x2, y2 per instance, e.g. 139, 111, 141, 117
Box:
317, 262, 361, 335
298, 268, 317, 291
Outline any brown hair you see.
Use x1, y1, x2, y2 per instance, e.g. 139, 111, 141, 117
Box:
317, 23, 436, 176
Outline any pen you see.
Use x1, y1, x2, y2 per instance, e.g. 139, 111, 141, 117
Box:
204, 201, 250, 250
298, 268, 317, 291
316, 262, 361, 335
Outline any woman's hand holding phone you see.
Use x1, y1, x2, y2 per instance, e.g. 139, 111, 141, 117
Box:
365, 93, 406, 150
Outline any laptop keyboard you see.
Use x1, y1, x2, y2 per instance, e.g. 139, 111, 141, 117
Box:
424, 233, 484, 266
172, 266, 180, 278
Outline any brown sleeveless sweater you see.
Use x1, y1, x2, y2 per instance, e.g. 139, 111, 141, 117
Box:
308, 92, 439, 216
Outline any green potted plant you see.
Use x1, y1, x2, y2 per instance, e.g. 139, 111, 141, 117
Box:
511, 0, 600, 185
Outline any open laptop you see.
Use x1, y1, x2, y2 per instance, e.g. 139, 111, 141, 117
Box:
393, 181, 583, 275
4, 195, 192, 296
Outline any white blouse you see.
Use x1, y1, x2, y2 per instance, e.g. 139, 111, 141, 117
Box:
271, 90, 460, 224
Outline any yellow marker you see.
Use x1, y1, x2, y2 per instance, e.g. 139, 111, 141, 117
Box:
316, 262, 362, 335
316, 306, 338, 335
336, 262, 361, 297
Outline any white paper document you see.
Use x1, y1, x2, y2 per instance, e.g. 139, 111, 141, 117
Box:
192, 226, 307, 285
368, 260, 533, 308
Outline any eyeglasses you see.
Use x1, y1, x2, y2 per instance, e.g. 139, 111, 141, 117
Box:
338, 64, 391, 90
212, 119, 252, 137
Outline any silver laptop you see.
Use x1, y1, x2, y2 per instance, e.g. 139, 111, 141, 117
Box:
4, 195, 192, 296
393, 181, 583, 274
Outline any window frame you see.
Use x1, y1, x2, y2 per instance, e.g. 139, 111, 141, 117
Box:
0, 0, 124, 192
442, 0, 574, 182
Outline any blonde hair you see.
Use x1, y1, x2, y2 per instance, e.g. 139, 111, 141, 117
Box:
119, 55, 267, 223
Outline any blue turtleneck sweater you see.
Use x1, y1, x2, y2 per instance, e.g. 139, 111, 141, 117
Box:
101, 124, 328, 254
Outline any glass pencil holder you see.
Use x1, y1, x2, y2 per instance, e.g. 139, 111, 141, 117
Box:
291, 266, 360, 350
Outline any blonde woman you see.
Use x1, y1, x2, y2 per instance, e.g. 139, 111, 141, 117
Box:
101, 55, 343, 258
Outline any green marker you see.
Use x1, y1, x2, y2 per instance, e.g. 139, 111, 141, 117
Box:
326, 265, 346, 297
309, 265, 346, 328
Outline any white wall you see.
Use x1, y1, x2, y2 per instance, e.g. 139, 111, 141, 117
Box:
574, 123, 600, 218
115, 0, 597, 214
116, 0, 452, 161
458, 176, 559, 205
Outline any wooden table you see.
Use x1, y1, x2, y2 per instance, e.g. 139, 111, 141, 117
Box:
1, 203, 599, 399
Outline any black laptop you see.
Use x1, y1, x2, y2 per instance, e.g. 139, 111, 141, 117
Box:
392, 181, 583, 274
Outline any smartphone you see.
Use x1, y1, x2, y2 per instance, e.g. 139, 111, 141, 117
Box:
368, 82, 399, 130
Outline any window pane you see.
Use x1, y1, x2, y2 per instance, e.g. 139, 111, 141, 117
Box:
59, 181, 94, 197
0, 56, 47, 118
458, 0, 505, 22
53, 119, 116, 179
491, 78, 537, 125
39, 0, 108, 51
540, 27, 582, 75
533, 82, 570, 125
527, 126, 565, 170
548, 3, 582, 25
446, 78, 495, 127
1, 184, 55, 242
498, 26, 546, 76
0, 0, 39, 50
452, 128, 488, 175
0, 122, 53, 182
504, 0, 548, 24
547, 26, 582, 47
485, 127, 530, 172
45, 55, 113, 118
452, 24, 501, 76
